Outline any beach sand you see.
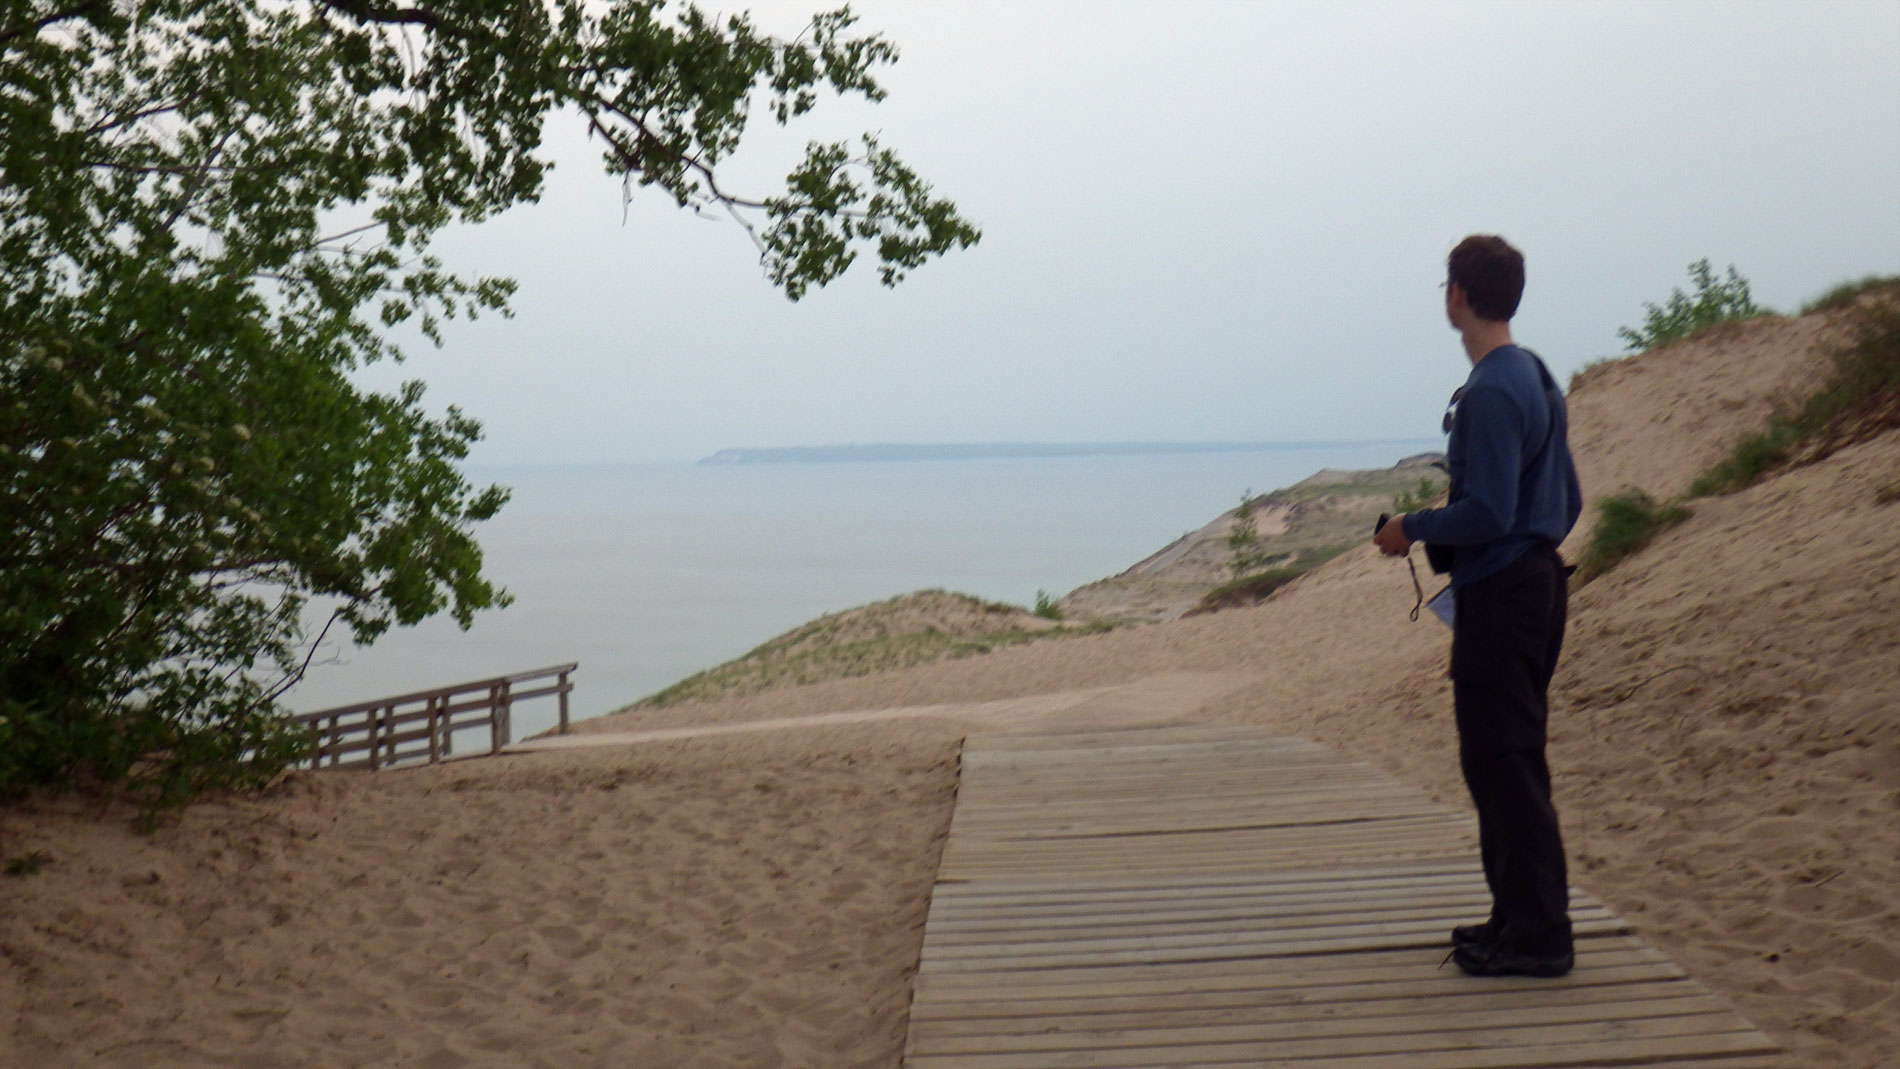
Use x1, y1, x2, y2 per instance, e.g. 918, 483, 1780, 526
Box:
4, 312, 1897, 1065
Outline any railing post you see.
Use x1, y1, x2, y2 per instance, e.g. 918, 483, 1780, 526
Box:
426, 695, 441, 764
558, 669, 571, 735
490, 681, 511, 755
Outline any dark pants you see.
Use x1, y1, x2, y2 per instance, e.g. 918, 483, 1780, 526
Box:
1451, 544, 1572, 956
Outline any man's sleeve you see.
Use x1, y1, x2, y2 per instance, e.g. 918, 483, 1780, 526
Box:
1404, 385, 1526, 547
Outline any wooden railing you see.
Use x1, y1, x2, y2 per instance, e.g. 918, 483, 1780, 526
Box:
292, 663, 577, 771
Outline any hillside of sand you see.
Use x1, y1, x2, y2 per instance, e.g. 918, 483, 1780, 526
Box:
3, 303, 1897, 1066
1055, 455, 1447, 623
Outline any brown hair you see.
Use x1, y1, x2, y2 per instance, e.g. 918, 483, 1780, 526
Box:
1447, 235, 1525, 322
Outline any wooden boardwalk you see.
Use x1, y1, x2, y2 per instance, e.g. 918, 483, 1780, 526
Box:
903, 723, 1782, 1068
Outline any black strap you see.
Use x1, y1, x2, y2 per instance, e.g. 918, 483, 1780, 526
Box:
1520, 349, 1565, 475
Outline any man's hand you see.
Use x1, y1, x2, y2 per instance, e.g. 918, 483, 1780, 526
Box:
1374, 513, 1413, 557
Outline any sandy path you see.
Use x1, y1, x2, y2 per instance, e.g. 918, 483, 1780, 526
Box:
513, 672, 1256, 752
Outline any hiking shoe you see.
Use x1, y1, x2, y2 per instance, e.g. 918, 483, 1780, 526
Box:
1451, 921, 1498, 948
1451, 940, 1574, 978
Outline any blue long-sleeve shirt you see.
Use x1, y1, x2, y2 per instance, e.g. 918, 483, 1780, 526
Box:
1402, 345, 1583, 589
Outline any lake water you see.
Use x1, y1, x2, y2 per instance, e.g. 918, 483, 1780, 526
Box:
286, 441, 1436, 738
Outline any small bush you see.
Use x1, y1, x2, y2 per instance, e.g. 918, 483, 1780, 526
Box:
1189, 543, 1353, 616
1803, 300, 1900, 431
1687, 422, 1802, 498
1191, 566, 1308, 615
4, 851, 49, 877
1032, 589, 1064, 620
1617, 259, 1769, 354
1800, 275, 1900, 316
1574, 489, 1691, 584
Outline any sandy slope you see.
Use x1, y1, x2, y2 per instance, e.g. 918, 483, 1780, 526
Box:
4, 311, 1896, 1066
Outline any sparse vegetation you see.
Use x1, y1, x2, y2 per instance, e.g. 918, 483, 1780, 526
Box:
1226, 491, 1274, 579
4, 850, 48, 877
1188, 544, 1353, 616
1390, 476, 1444, 515
1060, 461, 1446, 623
1576, 281, 1899, 585
1568, 355, 1622, 393
1800, 275, 1900, 316
632, 590, 1110, 709
1574, 489, 1692, 585
1617, 259, 1770, 354
1690, 295, 1900, 497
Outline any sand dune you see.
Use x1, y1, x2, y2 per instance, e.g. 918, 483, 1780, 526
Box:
3, 308, 1896, 1065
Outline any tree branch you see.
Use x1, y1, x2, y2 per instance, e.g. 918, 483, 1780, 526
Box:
264, 606, 344, 704
160, 128, 237, 233
0, 0, 110, 49
82, 158, 244, 177
315, 220, 387, 246
315, 0, 440, 31
84, 97, 186, 138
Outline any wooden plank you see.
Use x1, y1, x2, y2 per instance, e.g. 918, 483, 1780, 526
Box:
928, 861, 1481, 900
949, 812, 1471, 841
908, 993, 1738, 1049
913, 937, 1675, 990
904, 1017, 1778, 1068
954, 790, 1442, 816
292, 662, 576, 720
908, 1030, 1783, 1069
921, 904, 1622, 947
938, 843, 1476, 878
925, 887, 1504, 931
918, 915, 1634, 973
910, 966, 1699, 1021
959, 759, 1384, 781
956, 763, 1406, 786
955, 808, 1446, 826
946, 816, 1472, 848
921, 896, 1615, 943
926, 880, 1494, 918
913, 948, 1686, 1005
925, 871, 1580, 910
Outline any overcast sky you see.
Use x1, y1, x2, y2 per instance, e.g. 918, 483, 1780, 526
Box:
359, 0, 1900, 465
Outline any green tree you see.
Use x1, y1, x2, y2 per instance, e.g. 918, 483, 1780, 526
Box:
1226, 490, 1272, 579
1616, 258, 1766, 354
0, 0, 979, 807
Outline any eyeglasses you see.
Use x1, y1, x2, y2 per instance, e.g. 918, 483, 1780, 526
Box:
1443, 386, 1467, 434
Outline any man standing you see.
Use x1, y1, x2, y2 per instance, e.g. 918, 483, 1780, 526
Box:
1373, 234, 1584, 977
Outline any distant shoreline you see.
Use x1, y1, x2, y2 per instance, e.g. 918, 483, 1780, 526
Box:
698, 440, 1437, 465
